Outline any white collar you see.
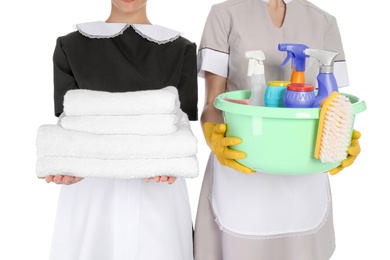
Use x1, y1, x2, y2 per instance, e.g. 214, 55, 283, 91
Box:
261, 0, 293, 3
75, 21, 181, 44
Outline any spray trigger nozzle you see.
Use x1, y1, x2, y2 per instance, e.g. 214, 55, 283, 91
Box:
303, 49, 339, 73
245, 50, 265, 76
278, 43, 309, 72
280, 52, 294, 68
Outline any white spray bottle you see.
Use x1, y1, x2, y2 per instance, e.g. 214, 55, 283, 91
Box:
303, 48, 340, 108
245, 50, 266, 106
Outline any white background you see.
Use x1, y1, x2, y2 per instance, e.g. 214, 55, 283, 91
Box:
0, 0, 388, 259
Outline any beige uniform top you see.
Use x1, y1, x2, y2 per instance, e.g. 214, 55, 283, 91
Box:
198, 0, 349, 90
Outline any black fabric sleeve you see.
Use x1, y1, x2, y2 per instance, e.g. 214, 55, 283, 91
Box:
177, 42, 198, 121
53, 37, 78, 117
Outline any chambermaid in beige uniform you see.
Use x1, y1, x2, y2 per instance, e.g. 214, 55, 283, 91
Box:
195, 0, 349, 259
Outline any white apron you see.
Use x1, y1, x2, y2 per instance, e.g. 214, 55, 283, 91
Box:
211, 156, 331, 239
49, 177, 194, 260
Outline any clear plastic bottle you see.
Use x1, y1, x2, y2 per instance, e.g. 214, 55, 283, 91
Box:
245, 50, 266, 106
249, 73, 266, 106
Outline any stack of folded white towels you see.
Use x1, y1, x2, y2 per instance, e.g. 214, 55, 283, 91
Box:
36, 86, 199, 179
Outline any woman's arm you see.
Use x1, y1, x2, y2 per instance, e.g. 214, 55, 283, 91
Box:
201, 72, 254, 174
200, 71, 226, 127
43, 37, 83, 185
145, 42, 199, 185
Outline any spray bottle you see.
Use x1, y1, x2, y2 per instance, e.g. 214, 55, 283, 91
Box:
245, 50, 266, 106
303, 48, 340, 108
278, 43, 309, 83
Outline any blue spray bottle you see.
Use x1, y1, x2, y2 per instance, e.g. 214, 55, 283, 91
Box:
303, 49, 340, 108
278, 43, 309, 83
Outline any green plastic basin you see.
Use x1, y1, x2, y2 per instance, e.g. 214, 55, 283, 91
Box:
214, 90, 367, 175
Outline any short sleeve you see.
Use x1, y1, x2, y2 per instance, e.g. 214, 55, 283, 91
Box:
177, 42, 198, 121
197, 5, 230, 78
199, 5, 230, 53
53, 37, 78, 117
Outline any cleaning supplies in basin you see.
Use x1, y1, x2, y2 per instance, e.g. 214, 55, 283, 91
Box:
213, 90, 366, 175
245, 50, 266, 106
303, 48, 340, 108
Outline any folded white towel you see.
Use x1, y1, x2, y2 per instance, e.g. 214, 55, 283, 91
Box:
37, 118, 197, 159
59, 110, 184, 135
36, 156, 199, 179
63, 86, 180, 116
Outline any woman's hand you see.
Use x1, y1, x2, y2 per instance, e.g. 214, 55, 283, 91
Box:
144, 176, 176, 184
329, 129, 361, 175
203, 122, 254, 174
39, 175, 83, 185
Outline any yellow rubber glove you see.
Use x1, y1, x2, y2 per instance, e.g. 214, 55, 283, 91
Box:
203, 122, 255, 174
329, 129, 361, 175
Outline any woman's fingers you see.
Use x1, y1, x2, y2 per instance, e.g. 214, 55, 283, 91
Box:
167, 177, 176, 184
43, 175, 83, 185
144, 176, 176, 184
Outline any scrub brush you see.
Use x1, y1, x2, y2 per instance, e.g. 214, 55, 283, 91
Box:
314, 91, 354, 163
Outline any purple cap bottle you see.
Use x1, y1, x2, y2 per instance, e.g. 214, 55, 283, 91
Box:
284, 83, 315, 108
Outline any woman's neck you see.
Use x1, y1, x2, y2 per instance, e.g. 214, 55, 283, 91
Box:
106, 5, 151, 24
267, 0, 286, 28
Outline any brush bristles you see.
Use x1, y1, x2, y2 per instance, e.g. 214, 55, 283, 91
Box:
319, 95, 354, 163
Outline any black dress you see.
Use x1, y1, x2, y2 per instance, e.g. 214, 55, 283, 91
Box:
53, 22, 198, 120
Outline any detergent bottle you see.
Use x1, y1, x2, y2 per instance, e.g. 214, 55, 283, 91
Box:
303, 48, 340, 108
284, 83, 315, 108
278, 43, 309, 83
264, 80, 290, 107
245, 50, 266, 106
